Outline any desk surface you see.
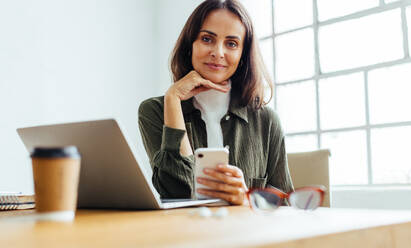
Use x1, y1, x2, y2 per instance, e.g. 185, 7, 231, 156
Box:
1, 206, 411, 248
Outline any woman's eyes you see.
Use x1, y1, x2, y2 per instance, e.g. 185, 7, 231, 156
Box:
200, 36, 238, 48
201, 36, 212, 43
226, 41, 238, 48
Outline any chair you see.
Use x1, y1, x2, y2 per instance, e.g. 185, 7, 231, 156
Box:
287, 149, 331, 207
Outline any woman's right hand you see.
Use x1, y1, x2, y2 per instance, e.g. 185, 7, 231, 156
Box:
163, 71, 229, 156
166, 71, 230, 101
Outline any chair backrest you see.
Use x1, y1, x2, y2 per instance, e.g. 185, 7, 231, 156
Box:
287, 149, 331, 207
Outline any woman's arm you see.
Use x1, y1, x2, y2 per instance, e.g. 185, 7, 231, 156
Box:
266, 109, 294, 193
138, 71, 229, 199
165, 70, 229, 156
164, 93, 193, 157
139, 98, 195, 198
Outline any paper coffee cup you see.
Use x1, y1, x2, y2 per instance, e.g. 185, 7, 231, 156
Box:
31, 146, 81, 221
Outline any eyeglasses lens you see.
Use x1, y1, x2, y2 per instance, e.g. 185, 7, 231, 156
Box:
249, 190, 282, 211
289, 190, 321, 210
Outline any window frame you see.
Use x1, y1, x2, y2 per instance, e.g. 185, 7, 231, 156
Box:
252, 0, 411, 187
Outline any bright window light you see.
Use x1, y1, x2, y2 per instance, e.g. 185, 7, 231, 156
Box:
371, 126, 411, 184
317, 0, 379, 22
274, 0, 313, 33
259, 38, 274, 80
275, 28, 315, 82
241, 0, 272, 38
285, 134, 318, 153
408, 6, 411, 50
276, 80, 317, 133
319, 9, 403, 73
242, 0, 411, 186
368, 63, 411, 124
321, 130, 368, 185
319, 73, 366, 130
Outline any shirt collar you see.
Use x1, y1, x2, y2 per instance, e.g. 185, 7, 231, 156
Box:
181, 94, 248, 123
228, 95, 248, 123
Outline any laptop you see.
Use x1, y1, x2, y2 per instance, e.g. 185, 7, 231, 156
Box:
17, 119, 222, 209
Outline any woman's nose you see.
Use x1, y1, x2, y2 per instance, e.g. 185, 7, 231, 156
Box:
210, 43, 224, 58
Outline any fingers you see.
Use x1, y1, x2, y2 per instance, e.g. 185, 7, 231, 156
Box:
197, 188, 243, 205
219, 80, 230, 86
215, 164, 243, 178
198, 79, 230, 93
202, 168, 243, 187
196, 177, 243, 194
190, 70, 229, 85
196, 165, 248, 205
190, 71, 230, 92
190, 86, 212, 96
172, 70, 229, 100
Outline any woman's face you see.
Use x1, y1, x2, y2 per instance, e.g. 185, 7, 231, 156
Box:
192, 9, 246, 84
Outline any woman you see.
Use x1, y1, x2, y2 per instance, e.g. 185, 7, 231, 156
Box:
138, 0, 293, 205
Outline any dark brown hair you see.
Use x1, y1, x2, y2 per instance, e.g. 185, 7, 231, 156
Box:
170, 0, 273, 108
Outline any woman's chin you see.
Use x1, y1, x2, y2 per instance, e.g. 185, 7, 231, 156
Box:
203, 75, 229, 84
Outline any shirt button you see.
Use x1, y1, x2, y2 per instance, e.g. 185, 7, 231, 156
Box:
225, 115, 230, 121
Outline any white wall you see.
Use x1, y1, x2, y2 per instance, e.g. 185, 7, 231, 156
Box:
153, 0, 203, 95
0, 0, 155, 193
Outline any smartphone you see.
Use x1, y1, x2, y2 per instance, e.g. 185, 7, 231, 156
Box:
194, 147, 229, 199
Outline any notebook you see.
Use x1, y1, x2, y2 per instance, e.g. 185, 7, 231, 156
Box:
17, 119, 224, 210
0, 193, 35, 210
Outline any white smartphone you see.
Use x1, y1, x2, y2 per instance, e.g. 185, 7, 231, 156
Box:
194, 147, 229, 199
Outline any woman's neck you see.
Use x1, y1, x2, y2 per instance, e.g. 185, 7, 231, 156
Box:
193, 81, 231, 117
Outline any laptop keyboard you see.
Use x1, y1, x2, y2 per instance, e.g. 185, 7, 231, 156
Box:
161, 198, 198, 203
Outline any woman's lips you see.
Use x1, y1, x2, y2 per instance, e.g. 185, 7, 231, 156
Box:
205, 63, 227, 70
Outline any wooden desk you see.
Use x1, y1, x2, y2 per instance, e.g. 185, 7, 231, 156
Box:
1, 206, 411, 247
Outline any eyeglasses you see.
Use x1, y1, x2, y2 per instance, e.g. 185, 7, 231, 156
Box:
246, 185, 326, 212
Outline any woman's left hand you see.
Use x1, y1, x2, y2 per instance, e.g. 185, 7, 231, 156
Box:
196, 164, 248, 205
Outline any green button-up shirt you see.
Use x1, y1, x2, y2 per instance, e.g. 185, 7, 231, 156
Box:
138, 95, 294, 199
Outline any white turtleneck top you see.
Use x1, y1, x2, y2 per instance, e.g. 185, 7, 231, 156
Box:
193, 82, 231, 148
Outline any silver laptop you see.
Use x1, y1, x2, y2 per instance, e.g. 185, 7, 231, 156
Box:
17, 119, 221, 209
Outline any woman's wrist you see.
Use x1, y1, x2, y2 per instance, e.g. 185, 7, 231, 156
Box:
164, 87, 184, 129
165, 88, 181, 102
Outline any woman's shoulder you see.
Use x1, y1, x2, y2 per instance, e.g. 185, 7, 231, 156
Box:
259, 106, 284, 136
251, 105, 281, 125
138, 96, 165, 117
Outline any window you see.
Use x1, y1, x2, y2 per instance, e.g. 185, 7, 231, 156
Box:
241, 0, 411, 186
